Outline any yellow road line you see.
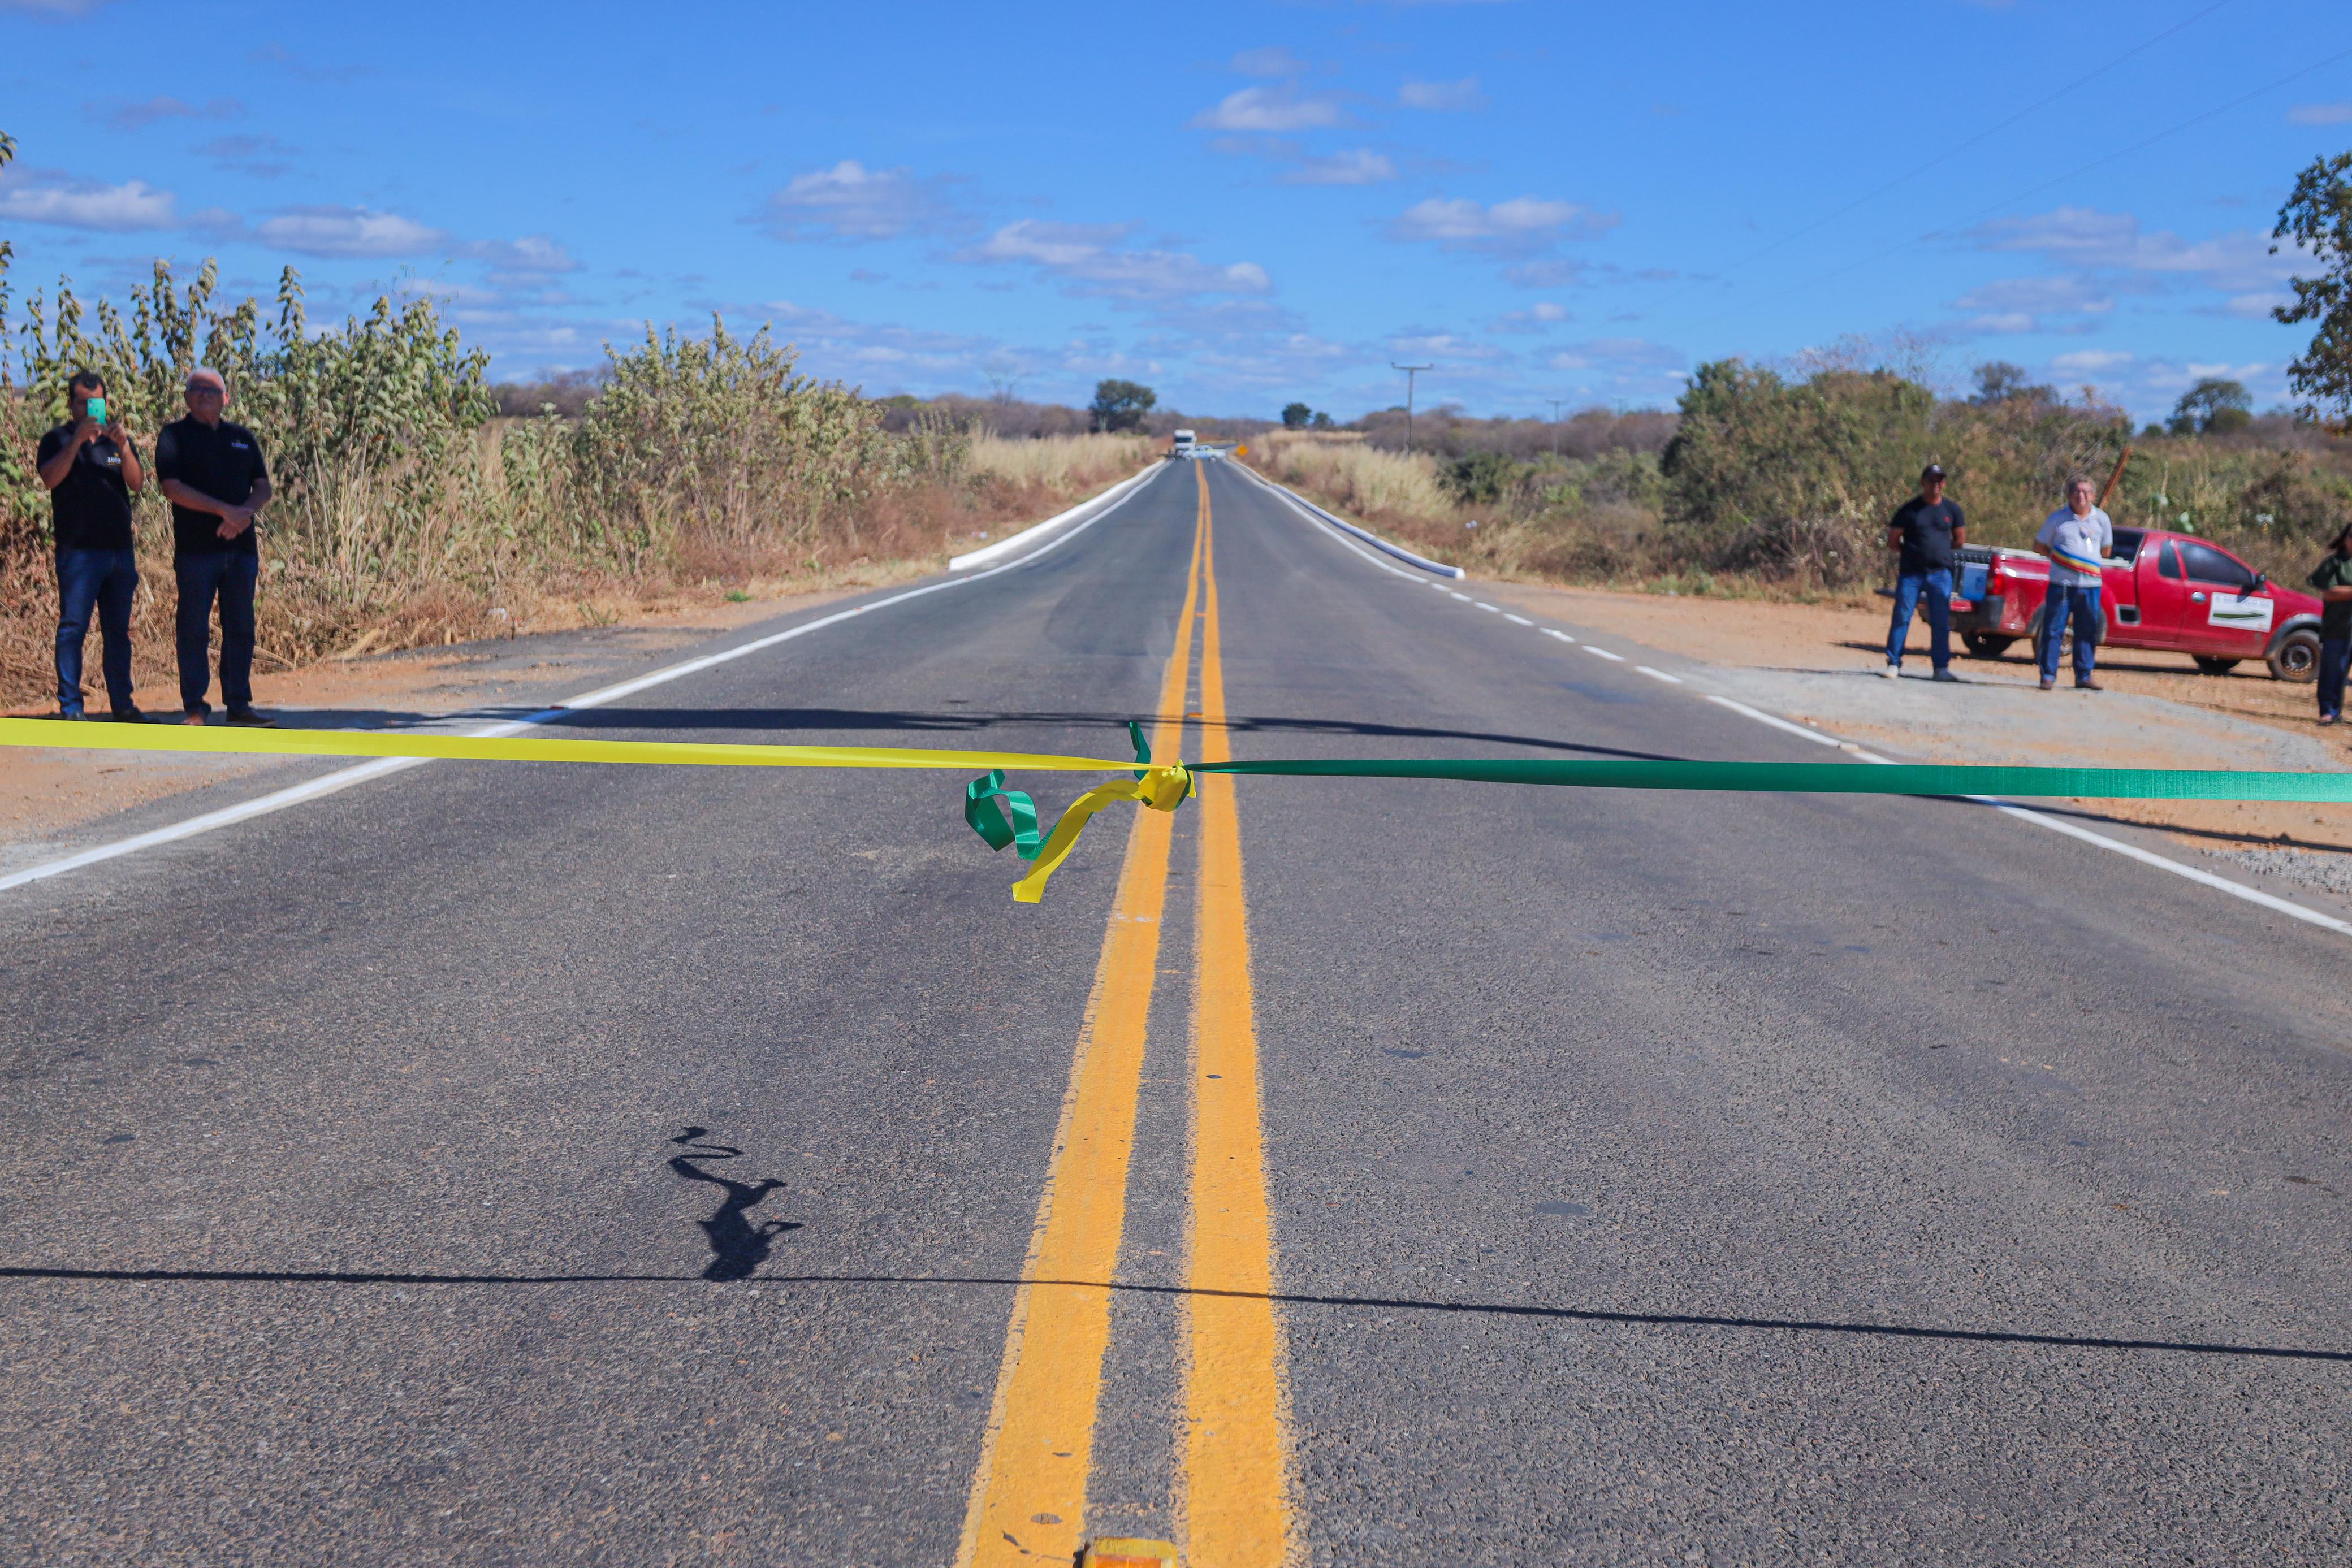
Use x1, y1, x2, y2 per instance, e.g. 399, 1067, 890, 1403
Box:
954, 505, 1207, 1568
1183, 463, 1295, 1566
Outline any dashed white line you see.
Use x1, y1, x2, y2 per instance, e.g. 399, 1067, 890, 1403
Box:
1450, 592, 1474, 602
1542, 629, 1576, 644
1703, 694, 1841, 747
1475, 601, 1501, 613
1503, 613, 1534, 626
1582, 646, 1626, 662
1635, 665, 1683, 683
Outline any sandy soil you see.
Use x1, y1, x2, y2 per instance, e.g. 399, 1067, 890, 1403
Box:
1484, 579, 2352, 859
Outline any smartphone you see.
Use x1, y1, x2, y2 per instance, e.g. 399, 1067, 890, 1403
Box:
86, 396, 108, 425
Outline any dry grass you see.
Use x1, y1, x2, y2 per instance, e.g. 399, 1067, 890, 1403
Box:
967, 431, 1154, 490
1255, 430, 1449, 518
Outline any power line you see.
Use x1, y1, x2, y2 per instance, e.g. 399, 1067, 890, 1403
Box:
1686, 39, 2352, 338
1654, 0, 2234, 316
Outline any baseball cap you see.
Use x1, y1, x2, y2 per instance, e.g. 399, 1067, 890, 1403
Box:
1921, 462, 1947, 482
185, 367, 226, 394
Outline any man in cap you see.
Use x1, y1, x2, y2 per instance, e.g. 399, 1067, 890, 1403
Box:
36, 368, 149, 720
2032, 475, 2114, 692
1882, 462, 1965, 682
155, 368, 275, 726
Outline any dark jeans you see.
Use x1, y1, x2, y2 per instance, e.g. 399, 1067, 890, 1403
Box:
2039, 582, 2102, 681
176, 552, 259, 714
1886, 567, 1953, 669
2320, 635, 2350, 721
55, 548, 139, 714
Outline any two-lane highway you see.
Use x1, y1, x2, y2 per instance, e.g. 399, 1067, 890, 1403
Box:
5, 457, 2350, 1564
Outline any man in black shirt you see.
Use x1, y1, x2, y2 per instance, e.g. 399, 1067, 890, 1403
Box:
1883, 462, 1966, 682
36, 369, 149, 720
155, 367, 275, 726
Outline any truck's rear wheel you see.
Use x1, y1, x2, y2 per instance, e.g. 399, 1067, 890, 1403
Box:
2193, 655, 2241, 675
2268, 627, 2322, 683
1962, 631, 2015, 659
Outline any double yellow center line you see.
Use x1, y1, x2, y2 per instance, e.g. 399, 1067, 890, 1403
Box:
956, 465, 1291, 1566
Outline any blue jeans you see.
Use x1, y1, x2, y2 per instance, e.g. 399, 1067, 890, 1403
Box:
175, 552, 259, 714
2040, 583, 2102, 681
1886, 567, 1952, 669
2320, 635, 2350, 721
55, 548, 139, 714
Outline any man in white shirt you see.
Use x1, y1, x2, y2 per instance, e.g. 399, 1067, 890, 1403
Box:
2033, 477, 2113, 691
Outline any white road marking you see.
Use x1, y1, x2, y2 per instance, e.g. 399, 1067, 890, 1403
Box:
1543, 629, 1576, 644
1583, 646, 1627, 662
1635, 665, 1683, 683
1503, 613, 1533, 626
1, 465, 1170, 895
1475, 602, 1501, 613
1450, 592, 1473, 602
1703, 694, 2352, 938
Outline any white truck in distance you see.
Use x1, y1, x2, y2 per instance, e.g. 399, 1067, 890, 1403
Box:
1171, 430, 1196, 458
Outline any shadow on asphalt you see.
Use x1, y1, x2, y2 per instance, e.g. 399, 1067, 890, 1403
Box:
5, 1268, 2343, 1363
667, 1127, 800, 1282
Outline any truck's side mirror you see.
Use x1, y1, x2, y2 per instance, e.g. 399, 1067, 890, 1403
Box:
2252, 571, 2268, 592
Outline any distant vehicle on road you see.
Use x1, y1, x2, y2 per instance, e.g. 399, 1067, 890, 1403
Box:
1951, 527, 2326, 681
1171, 430, 1196, 458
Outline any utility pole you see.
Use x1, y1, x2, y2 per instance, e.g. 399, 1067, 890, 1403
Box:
1391, 362, 1432, 452
1545, 397, 1568, 458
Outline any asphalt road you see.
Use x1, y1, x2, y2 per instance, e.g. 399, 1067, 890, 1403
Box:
5, 458, 2351, 1566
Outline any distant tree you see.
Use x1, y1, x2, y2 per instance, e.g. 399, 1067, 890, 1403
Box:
1969, 361, 2056, 406
2167, 376, 2252, 435
1281, 401, 1312, 429
2273, 149, 2352, 426
1088, 378, 1157, 433
1308, 410, 1335, 430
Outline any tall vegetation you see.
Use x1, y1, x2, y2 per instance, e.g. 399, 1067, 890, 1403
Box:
1, 246, 1146, 704
2273, 149, 2352, 425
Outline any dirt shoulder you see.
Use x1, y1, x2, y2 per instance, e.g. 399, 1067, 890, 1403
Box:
1481, 579, 2352, 864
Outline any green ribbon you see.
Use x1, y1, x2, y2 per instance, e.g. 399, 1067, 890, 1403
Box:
967, 720, 1161, 860
1187, 756, 2352, 802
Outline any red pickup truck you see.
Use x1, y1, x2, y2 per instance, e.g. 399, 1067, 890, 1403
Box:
1949, 527, 2327, 681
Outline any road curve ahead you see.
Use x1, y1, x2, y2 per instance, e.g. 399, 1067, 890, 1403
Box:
5, 458, 2351, 1565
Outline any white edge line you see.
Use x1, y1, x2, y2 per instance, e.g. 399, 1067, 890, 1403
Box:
1503, 614, 1534, 626
1700, 694, 2352, 938
1229, 460, 1465, 578
1635, 665, 1683, 683
0, 464, 1170, 894
945, 460, 1161, 570
1583, 646, 1627, 662
1543, 629, 1576, 643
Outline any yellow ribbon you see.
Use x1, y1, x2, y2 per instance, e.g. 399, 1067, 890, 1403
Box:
0, 716, 1132, 776
1010, 763, 1194, 904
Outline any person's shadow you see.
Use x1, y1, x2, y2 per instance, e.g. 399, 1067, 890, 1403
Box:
668, 1127, 801, 1281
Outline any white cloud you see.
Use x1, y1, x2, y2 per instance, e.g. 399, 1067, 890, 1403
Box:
1951, 274, 2116, 334
1191, 86, 1344, 133
972, 220, 1272, 304
2051, 350, 2133, 373
1968, 206, 2296, 293
198, 133, 297, 177
1400, 77, 1485, 111
1548, 337, 1687, 372
1231, 46, 1308, 77
0, 175, 177, 231
1281, 149, 1395, 186
89, 94, 240, 131
1387, 330, 1506, 363
255, 205, 446, 257
1493, 301, 1572, 333
2288, 102, 2352, 126
469, 235, 580, 276
756, 160, 966, 243
1389, 195, 1616, 256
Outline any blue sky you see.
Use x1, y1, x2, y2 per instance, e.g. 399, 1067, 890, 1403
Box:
2, 0, 2348, 423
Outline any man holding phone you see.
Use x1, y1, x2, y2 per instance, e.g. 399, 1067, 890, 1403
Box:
36, 369, 149, 721
155, 367, 275, 726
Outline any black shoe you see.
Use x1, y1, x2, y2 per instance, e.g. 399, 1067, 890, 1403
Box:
224, 707, 277, 728
2038, 677, 2056, 691
1932, 668, 1960, 683
2075, 676, 2103, 691
56, 708, 88, 721
109, 705, 151, 724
